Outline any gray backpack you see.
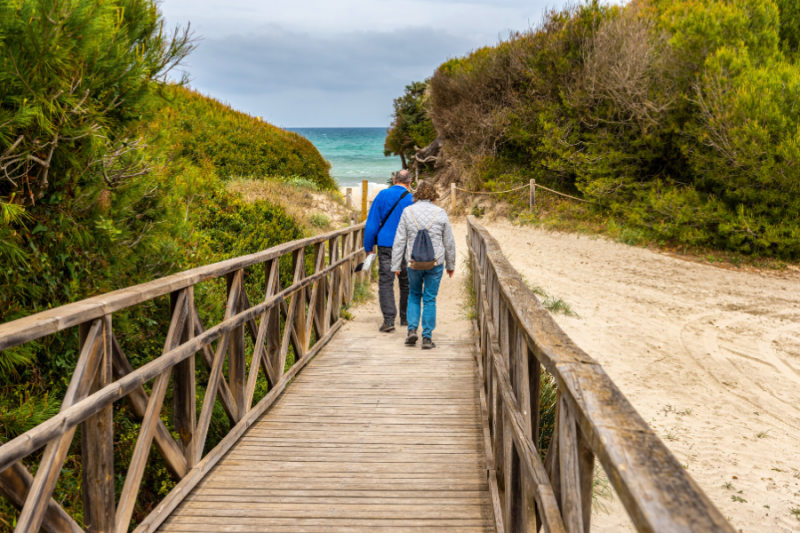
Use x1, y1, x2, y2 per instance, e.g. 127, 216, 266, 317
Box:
408, 209, 440, 270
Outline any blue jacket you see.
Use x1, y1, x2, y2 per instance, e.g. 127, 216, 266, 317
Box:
363, 185, 413, 252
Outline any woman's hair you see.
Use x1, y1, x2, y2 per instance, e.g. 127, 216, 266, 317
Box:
413, 181, 439, 202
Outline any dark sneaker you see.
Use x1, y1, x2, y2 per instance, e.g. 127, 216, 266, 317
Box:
422, 337, 436, 350
379, 321, 395, 333
405, 329, 418, 346
400, 319, 408, 327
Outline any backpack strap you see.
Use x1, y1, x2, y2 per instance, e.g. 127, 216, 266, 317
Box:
409, 206, 440, 231
409, 209, 420, 230
377, 190, 409, 235
426, 208, 441, 230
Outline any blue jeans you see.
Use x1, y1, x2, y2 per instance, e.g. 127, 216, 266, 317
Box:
406, 264, 444, 339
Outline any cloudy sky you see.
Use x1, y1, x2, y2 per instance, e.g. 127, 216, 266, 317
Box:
161, 0, 556, 127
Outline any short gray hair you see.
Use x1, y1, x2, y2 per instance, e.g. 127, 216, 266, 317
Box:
395, 169, 412, 184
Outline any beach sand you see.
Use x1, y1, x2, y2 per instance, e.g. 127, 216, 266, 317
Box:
347, 217, 800, 532
340, 182, 388, 211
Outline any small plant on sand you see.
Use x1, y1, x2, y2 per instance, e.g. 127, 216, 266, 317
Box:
522, 278, 578, 317
283, 175, 320, 190
309, 213, 331, 228
790, 507, 800, 521
723, 482, 734, 489
537, 372, 558, 455
351, 275, 374, 305
663, 431, 679, 441
732, 495, 747, 503
592, 465, 614, 514
756, 430, 771, 439
461, 253, 479, 320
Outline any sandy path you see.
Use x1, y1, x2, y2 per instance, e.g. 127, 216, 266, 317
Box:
471, 219, 800, 533
345, 218, 800, 532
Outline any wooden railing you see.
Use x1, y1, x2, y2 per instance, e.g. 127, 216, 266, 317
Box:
466, 217, 734, 533
0, 222, 367, 533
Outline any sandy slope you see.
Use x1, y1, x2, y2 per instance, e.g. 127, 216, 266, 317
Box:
471, 219, 800, 533
347, 217, 800, 532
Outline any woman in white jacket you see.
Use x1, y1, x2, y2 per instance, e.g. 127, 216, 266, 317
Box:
391, 182, 456, 349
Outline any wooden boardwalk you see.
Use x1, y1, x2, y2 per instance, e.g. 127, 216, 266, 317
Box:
159, 331, 498, 533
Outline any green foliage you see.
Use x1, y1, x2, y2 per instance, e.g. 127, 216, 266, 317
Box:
149, 86, 335, 190
776, 0, 800, 56
538, 371, 558, 457
428, 0, 800, 259
0, 0, 194, 204
0, 3, 334, 528
308, 213, 330, 228
384, 80, 437, 169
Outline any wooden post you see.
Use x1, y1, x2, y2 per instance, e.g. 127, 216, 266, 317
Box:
530, 179, 536, 211
226, 271, 246, 417
345, 188, 352, 209
361, 179, 368, 222
81, 317, 115, 533
292, 249, 307, 356
451, 183, 456, 213
172, 288, 196, 468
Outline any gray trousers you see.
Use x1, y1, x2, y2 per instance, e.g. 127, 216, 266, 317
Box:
377, 246, 408, 324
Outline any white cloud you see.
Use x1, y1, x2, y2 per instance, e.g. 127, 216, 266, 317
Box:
162, 0, 556, 125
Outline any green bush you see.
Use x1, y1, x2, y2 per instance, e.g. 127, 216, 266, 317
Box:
426, 0, 800, 258
149, 86, 335, 190
384, 80, 437, 169
0, 2, 332, 528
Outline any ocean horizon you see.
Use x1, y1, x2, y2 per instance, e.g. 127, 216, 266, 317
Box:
290, 127, 403, 188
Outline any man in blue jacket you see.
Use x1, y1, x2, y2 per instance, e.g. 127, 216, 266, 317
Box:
363, 169, 414, 332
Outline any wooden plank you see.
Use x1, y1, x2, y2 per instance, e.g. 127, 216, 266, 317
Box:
15, 319, 104, 533
0, 462, 84, 533
467, 216, 735, 533
192, 303, 239, 425
172, 288, 197, 468
558, 396, 583, 533
227, 270, 246, 417
134, 319, 344, 533
145, 329, 494, 533
112, 337, 188, 479
0, 246, 362, 474
81, 316, 115, 533
0, 223, 365, 351
115, 368, 173, 533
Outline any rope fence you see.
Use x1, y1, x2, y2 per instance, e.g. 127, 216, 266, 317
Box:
448, 179, 602, 212
346, 178, 601, 221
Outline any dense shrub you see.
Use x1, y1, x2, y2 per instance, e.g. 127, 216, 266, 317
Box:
425, 0, 800, 258
384, 81, 437, 170
0, 2, 330, 528
149, 86, 335, 190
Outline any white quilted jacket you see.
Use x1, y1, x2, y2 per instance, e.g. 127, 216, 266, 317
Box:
391, 200, 456, 271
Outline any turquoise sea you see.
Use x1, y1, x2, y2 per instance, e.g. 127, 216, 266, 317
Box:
290, 128, 402, 188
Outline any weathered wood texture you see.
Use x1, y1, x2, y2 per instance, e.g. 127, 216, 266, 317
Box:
0, 224, 366, 533
153, 333, 497, 533
466, 216, 735, 533
0, 224, 365, 351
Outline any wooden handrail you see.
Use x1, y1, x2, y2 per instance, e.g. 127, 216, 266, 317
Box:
0, 222, 367, 533
0, 223, 364, 352
466, 216, 734, 533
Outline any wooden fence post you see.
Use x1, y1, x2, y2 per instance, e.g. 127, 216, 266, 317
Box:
361, 180, 368, 222
172, 287, 196, 468
227, 271, 246, 416
345, 188, 352, 209
451, 183, 456, 213
530, 180, 535, 210
81, 317, 115, 533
